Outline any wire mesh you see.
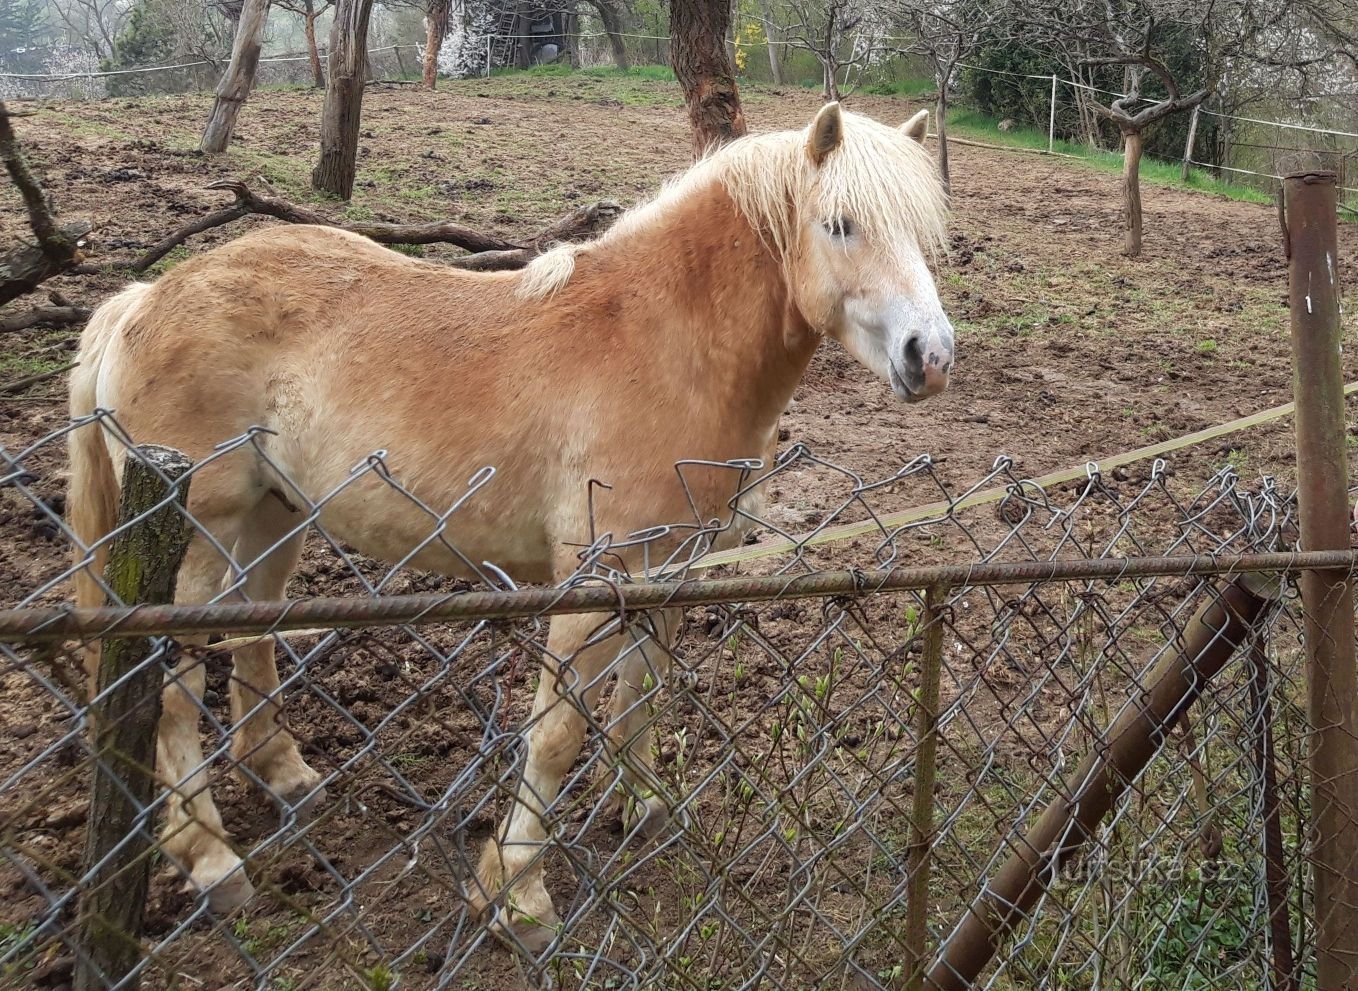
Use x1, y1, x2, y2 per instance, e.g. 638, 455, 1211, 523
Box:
0, 414, 1347, 991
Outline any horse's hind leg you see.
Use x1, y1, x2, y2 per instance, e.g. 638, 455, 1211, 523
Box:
156, 524, 254, 913
227, 497, 325, 818
602, 609, 680, 838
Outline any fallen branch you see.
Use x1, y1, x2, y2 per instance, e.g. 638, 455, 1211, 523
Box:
0, 360, 78, 396
112, 180, 624, 274
1, 101, 93, 305
0, 304, 90, 333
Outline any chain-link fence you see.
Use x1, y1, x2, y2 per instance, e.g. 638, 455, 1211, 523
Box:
2, 402, 1353, 991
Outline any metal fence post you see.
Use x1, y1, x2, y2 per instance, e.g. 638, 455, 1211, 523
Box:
904, 584, 946, 990
1048, 75, 1057, 154
1284, 169, 1358, 991
75, 446, 193, 991
1181, 105, 1200, 182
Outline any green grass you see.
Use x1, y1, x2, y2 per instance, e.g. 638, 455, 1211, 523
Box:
944, 108, 1276, 208
0, 329, 73, 384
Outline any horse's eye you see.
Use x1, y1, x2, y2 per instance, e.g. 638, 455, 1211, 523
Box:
823, 217, 854, 238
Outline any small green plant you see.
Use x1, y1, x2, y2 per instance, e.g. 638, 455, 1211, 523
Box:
365, 963, 396, 991
1197, 338, 1218, 354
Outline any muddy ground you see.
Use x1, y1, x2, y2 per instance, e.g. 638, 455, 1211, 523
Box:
1, 74, 1353, 990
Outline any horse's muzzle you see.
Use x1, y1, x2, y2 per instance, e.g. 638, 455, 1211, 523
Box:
895, 324, 953, 401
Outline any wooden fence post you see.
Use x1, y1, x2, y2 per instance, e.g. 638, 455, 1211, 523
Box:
75, 446, 193, 991
1181, 105, 1201, 182
1283, 170, 1358, 991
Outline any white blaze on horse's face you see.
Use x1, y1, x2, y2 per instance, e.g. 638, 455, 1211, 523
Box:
795, 104, 954, 403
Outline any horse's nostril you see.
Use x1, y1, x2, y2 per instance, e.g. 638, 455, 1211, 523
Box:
903, 335, 924, 379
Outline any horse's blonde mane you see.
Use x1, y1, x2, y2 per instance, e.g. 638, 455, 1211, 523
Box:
518, 109, 949, 300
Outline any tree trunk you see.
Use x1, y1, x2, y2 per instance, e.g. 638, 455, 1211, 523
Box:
759, 6, 782, 85
311, 0, 375, 199
566, 1, 580, 69
304, 5, 324, 87
1122, 127, 1143, 257
200, 0, 272, 154
670, 0, 746, 156
591, 0, 630, 72
822, 59, 839, 102
936, 89, 950, 195
513, 3, 531, 69
422, 0, 451, 88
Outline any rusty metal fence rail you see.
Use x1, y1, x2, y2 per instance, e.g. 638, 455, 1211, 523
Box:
1, 407, 1352, 991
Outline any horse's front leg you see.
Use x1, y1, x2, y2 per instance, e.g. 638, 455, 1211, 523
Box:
470, 611, 618, 953
602, 609, 681, 838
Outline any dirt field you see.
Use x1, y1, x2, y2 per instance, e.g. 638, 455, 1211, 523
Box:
1, 73, 1353, 990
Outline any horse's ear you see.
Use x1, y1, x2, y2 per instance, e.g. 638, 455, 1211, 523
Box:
902, 109, 929, 144
807, 101, 844, 165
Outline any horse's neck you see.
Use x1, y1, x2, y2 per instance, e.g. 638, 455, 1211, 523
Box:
605, 178, 818, 429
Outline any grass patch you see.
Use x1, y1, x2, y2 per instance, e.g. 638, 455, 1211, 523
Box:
0, 329, 75, 383
145, 244, 191, 276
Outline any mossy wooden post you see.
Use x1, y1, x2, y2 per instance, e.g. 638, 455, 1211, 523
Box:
75, 446, 193, 991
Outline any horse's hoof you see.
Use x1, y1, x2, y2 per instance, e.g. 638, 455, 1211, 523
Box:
626, 796, 687, 841
277, 781, 327, 826
487, 905, 562, 957
202, 865, 255, 915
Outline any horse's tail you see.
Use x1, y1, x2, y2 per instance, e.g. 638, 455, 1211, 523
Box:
68, 282, 150, 612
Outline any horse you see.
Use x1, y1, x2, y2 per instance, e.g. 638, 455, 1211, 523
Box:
67, 101, 955, 952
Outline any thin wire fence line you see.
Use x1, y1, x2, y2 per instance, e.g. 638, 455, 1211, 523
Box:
0, 44, 408, 81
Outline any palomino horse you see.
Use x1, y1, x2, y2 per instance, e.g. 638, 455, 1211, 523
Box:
68, 102, 954, 951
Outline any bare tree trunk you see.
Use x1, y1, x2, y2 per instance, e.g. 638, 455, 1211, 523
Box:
1122, 127, 1143, 257
819, 5, 838, 102
823, 60, 839, 101
589, 0, 630, 72
305, 4, 325, 87
566, 1, 580, 69
200, 0, 272, 154
758, 3, 783, 85
422, 0, 451, 88
311, 0, 375, 199
671, 0, 747, 156
513, 2, 531, 69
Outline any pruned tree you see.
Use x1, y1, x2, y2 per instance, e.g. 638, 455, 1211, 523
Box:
772, 0, 886, 101
421, 0, 453, 87
311, 0, 375, 198
670, 0, 748, 155
200, 0, 273, 153
278, 0, 333, 86
1008, 0, 1325, 257
898, 0, 1005, 194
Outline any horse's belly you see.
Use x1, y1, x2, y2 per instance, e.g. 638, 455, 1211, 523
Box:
309, 476, 555, 585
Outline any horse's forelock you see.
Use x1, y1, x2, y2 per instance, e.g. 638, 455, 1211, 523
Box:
715, 113, 949, 261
